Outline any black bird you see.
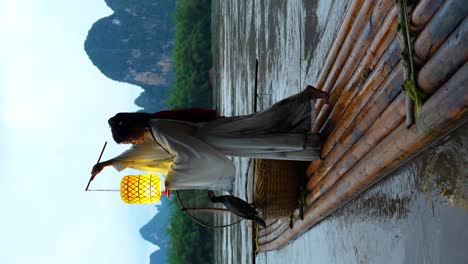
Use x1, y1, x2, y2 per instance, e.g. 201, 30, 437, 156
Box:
208, 191, 266, 228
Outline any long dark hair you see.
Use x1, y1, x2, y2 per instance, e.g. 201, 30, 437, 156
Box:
108, 112, 153, 143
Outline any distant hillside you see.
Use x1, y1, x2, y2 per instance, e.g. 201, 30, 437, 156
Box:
140, 198, 173, 264
84, 0, 176, 112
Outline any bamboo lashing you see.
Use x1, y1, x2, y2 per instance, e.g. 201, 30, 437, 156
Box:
396, 0, 416, 127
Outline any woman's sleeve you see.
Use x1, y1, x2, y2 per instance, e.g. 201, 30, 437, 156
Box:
149, 119, 236, 191
110, 142, 172, 174
111, 146, 139, 172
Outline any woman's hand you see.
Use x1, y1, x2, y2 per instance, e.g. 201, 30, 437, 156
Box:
90, 161, 112, 180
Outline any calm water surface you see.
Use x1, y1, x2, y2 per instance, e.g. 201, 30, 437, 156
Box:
212, 1, 468, 263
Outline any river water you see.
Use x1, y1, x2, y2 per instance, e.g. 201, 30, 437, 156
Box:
211, 1, 468, 263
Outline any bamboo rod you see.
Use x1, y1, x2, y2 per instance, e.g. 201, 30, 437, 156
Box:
308, 64, 404, 191
309, 69, 404, 203
319, 40, 401, 159
259, 62, 467, 252
413, 0, 468, 64
315, 0, 365, 92
257, 219, 282, 237
410, 0, 444, 29
248, 219, 278, 233
312, 0, 366, 117
308, 93, 405, 190
85, 142, 108, 191
311, 104, 329, 133
314, 0, 377, 118
306, 159, 322, 177
417, 17, 468, 94
321, 6, 398, 137
341, 67, 403, 152
257, 221, 290, 246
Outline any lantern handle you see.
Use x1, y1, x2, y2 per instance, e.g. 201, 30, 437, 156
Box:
85, 142, 107, 191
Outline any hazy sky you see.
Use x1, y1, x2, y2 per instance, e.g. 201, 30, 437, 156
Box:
0, 0, 160, 263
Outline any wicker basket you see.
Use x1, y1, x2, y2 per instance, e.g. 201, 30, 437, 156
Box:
254, 159, 305, 219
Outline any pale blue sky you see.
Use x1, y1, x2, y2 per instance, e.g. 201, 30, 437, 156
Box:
0, 0, 161, 263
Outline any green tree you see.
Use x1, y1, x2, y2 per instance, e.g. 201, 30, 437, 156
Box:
168, 0, 213, 109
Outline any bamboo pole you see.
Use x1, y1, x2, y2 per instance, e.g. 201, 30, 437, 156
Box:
417, 17, 468, 94
321, 6, 398, 137
259, 62, 467, 252
248, 219, 278, 233
413, 0, 468, 63
309, 76, 404, 203
309, 93, 406, 188
280, 95, 407, 248
313, 0, 366, 114
313, 0, 377, 122
306, 159, 322, 177
315, 0, 365, 90
257, 221, 290, 246
257, 219, 282, 237
341, 67, 403, 154
85, 142, 107, 191
311, 104, 329, 133
308, 64, 404, 191
410, 0, 444, 29
319, 40, 401, 159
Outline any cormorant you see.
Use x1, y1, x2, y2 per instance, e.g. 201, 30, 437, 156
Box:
208, 191, 266, 228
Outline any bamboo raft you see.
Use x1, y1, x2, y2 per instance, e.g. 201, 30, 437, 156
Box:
254, 0, 467, 252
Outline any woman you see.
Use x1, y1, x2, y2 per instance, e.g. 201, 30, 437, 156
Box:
92, 85, 328, 191
89, 108, 223, 180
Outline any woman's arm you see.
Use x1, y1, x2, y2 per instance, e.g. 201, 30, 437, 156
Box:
91, 137, 174, 179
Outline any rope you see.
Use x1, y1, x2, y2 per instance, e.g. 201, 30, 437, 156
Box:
396, 0, 429, 132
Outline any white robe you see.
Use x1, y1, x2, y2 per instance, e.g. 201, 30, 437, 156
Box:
150, 90, 320, 191
112, 90, 320, 191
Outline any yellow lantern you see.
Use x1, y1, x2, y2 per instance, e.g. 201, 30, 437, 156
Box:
120, 174, 169, 204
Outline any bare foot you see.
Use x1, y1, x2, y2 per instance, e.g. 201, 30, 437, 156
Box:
305, 85, 329, 103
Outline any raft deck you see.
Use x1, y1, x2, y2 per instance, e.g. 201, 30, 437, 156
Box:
254, 0, 467, 252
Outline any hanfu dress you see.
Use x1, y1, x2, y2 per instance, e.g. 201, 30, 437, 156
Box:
148, 89, 320, 191
110, 90, 320, 191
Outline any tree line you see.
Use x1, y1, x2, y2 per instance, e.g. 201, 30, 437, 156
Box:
166, 191, 214, 264
166, 0, 215, 263
168, 0, 213, 109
